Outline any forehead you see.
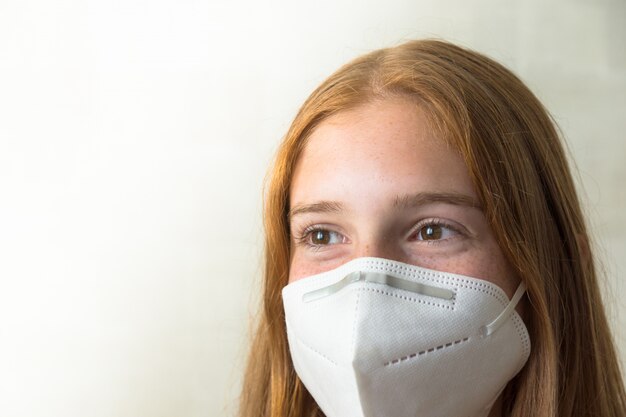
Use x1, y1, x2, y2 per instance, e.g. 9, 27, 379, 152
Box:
309, 98, 435, 154
290, 97, 476, 206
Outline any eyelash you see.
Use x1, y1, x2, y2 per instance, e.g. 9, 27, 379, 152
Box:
293, 218, 463, 250
294, 224, 343, 251
409, 218, 462, 244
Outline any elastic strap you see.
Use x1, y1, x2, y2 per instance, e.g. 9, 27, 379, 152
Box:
480, 282, 526, 337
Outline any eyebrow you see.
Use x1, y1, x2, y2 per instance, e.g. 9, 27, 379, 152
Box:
289, 200, 345, 219
393, 192, 482, 210
289, 192, 481, 220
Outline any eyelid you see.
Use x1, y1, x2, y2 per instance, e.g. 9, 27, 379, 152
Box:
408, 218, 468, 241
294, 223, 348, 247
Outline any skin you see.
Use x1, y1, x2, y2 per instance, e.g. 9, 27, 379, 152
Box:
288, 96, 521, 417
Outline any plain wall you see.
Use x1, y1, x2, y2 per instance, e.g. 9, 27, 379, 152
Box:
0, 0, 624, 416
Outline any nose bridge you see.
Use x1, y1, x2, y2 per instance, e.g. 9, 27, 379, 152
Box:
355, 233, 404, 262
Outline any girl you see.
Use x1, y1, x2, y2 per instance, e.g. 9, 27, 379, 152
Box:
239, 39, 626, 417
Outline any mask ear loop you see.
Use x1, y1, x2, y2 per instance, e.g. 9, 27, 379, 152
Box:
480, 282, 527, 337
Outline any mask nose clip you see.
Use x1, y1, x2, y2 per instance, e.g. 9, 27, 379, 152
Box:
302, 270, 455, 303
347, 271, 363, 284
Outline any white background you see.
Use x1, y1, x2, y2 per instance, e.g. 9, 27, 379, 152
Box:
0, 1, 624, 416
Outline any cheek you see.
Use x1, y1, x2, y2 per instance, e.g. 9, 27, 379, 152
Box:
288, 252, 347, 283
462, 254, 518, 298
408, 245, 519, 299
288, 243, 311, 283
475, 246, 520, 300
288, 260, 312, 283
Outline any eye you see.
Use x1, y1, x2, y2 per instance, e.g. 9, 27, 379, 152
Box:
299, 227, 346, 247
311, 230, 331, 245
413, 221, 459, 242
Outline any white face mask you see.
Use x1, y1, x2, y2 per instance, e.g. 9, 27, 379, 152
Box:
282, 257, 530, 417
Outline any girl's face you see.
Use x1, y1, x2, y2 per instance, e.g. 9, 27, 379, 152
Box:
288, 97, 519, 299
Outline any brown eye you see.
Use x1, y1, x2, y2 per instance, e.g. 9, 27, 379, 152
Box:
311, 230, 331, 245
304, 229, 345, 246
413, 221, 460, 243
418, 225, 443, 240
